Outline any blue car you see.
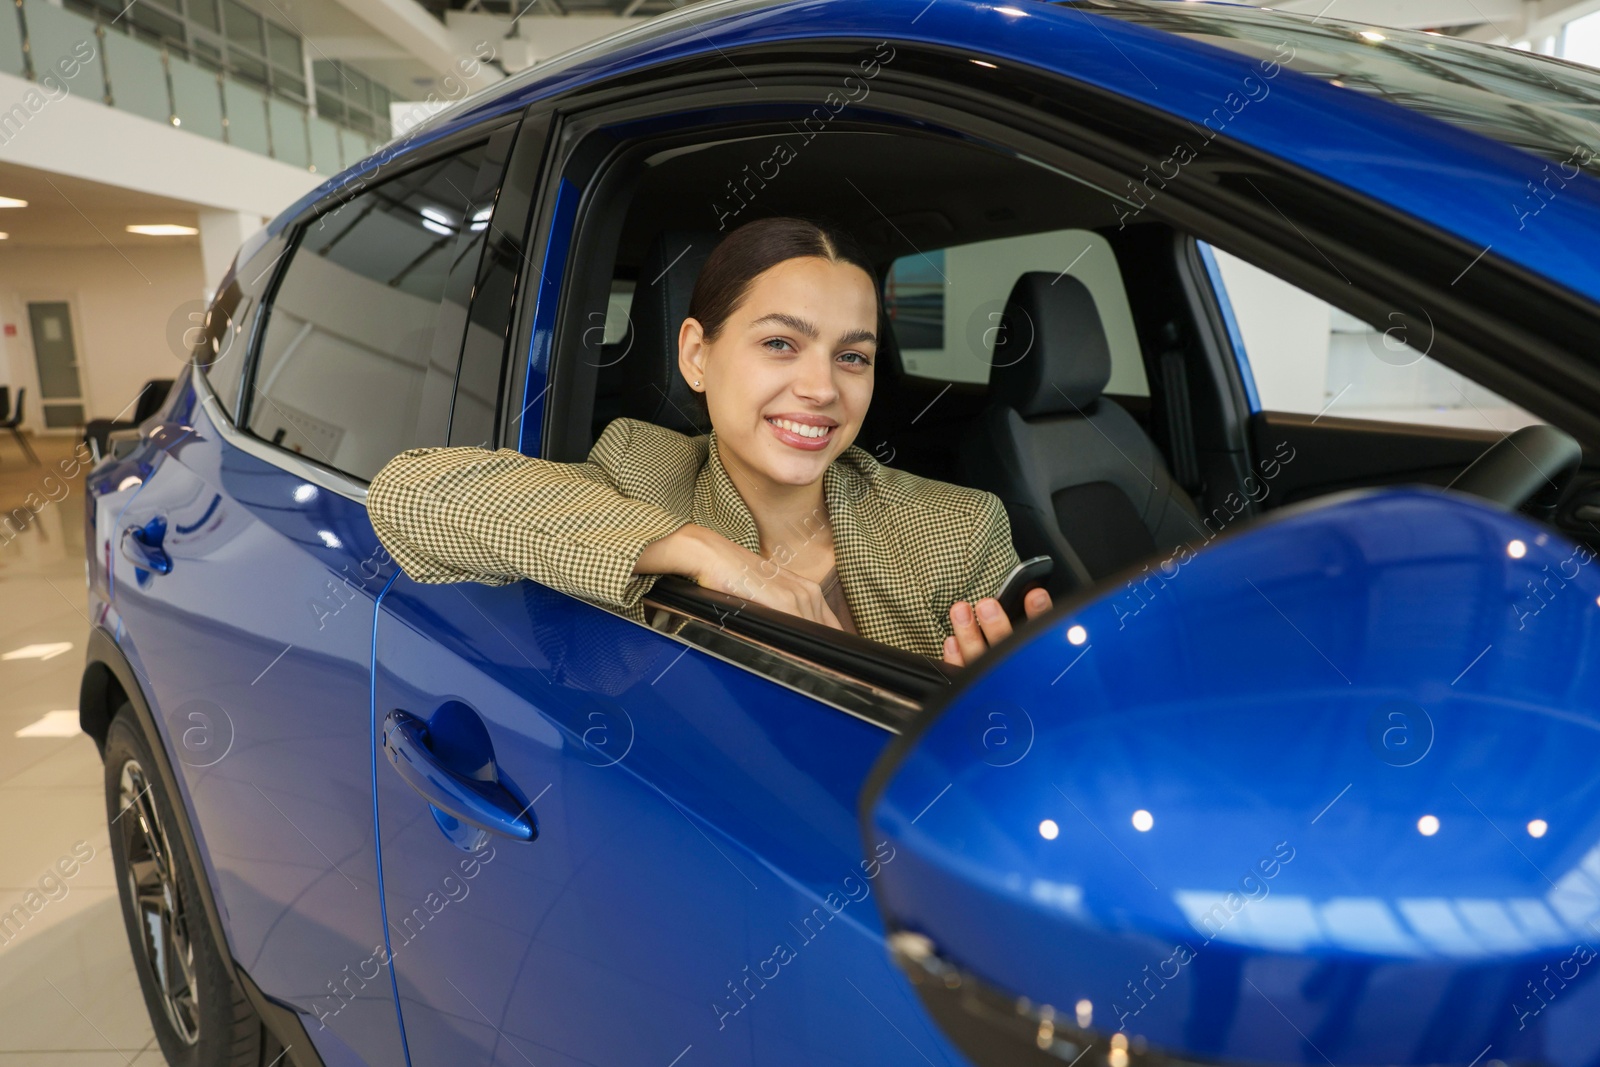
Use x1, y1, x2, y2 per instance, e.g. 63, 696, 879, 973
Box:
81, 1, 1600, 1064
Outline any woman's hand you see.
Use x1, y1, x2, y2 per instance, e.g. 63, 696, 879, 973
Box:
942, 587, 1053, 667
636, 524, 841, 629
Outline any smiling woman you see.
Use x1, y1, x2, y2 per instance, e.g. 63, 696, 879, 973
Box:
365, 215, 1051, 663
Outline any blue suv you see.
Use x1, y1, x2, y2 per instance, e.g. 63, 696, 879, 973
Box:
82, 2, 1600, 1065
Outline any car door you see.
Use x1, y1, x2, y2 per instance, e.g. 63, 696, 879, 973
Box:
104, 124, 510, 1066
368, 90, 969, 1067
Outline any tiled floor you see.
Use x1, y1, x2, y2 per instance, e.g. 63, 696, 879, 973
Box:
0, 433, 166, 1065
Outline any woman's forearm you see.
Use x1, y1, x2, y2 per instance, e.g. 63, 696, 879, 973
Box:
633, 523, 716, 582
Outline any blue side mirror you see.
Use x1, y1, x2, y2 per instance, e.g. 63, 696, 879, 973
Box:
861, 486, 1600, 1066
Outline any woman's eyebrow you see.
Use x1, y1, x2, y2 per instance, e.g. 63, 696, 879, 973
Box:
748, 312, 877, 347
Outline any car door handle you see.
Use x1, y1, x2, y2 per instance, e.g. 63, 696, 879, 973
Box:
382, 710, 535, 841
120, 516, 172, 575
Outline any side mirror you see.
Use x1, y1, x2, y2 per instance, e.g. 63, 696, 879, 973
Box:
861, 486, 1600, 1067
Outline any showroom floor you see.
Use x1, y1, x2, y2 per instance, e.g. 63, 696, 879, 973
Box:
0, 434, 166, 1065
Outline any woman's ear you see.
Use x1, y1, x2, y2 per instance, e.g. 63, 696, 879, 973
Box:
678, 317, 708, 392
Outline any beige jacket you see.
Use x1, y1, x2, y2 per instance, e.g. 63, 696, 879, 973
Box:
365, 417, 1021, 659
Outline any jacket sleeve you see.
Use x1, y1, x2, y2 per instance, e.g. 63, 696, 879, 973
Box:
365, 418, 692, 609
956, 491, 1023, 613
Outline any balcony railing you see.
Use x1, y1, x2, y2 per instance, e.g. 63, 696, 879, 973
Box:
1, 0, 384, 173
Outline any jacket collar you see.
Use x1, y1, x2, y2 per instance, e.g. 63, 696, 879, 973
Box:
691, 430, 942, 652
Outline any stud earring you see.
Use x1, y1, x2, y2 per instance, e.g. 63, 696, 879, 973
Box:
693, 379, 701, 388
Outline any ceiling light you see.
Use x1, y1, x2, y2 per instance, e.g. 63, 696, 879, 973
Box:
126, 224, 198, 236
0, 232, 10, 239
0, 196, 27, 208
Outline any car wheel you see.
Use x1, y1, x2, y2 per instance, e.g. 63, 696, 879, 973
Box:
104, 706, 276, 1067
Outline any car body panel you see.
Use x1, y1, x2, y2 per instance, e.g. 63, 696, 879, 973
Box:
369, 577, 959, 1066
87, 376, 407, 1066
865, 486, 1600, 1065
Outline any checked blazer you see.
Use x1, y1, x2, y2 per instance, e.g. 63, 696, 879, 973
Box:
365, 416, 1021, 659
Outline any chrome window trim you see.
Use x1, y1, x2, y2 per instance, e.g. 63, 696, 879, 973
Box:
192, 358, 369, 504
636, 595, 918, 734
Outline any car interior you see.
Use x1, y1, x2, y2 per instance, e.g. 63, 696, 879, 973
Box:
539, 123, 1599, 692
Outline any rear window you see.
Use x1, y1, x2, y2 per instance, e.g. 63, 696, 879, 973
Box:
884, 227, 1149, 396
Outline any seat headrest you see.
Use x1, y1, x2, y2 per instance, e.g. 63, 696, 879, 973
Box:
599, 229, 721, 435
988, 271, 1113, 417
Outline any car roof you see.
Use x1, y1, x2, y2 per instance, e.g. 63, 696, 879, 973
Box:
274, 0, 1600, 309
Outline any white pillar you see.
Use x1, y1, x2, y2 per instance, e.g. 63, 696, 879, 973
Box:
198, 210, 265, 302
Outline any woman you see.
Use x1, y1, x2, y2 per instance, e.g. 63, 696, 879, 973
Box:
366, 215, 1052, 666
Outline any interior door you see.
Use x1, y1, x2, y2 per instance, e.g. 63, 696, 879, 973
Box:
27, 300, 85, 429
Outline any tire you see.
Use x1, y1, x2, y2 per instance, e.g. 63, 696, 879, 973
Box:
104, 706, 276, 1067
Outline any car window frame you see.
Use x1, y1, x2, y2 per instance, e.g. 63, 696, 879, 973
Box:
488, 36, 1600, 728
233, 117, 520, 486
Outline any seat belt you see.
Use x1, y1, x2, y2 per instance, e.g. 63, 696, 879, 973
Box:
1159, 328, 1203, 500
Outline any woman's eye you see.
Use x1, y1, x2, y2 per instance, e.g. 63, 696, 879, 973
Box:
762, 338, 793, 353
839, 351, 872, 366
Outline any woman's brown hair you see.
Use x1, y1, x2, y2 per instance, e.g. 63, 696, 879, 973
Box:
687, 215, 881, 345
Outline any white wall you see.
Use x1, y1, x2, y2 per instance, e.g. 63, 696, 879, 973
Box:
0, 244, 204, 432
0, 70, 319, 217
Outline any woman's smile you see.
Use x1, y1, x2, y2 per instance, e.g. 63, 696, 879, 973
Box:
765, 412, 838, 451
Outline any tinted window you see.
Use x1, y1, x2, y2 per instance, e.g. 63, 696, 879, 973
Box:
248, 144, 493, 480
885, 228, 1149, 396
196, 231, 282, 422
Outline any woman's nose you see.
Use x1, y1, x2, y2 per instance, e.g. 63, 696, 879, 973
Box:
792, 355, 838, 403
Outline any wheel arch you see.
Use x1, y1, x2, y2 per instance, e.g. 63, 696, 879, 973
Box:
82, 626, 330, 1067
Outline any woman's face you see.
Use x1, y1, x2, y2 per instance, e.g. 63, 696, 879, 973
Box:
679, 255, 878, 489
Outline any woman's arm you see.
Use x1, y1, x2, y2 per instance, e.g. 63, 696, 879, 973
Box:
366, 420, 690, 609
635, 524, 842, 628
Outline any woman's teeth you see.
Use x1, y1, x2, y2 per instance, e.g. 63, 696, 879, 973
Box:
769, 418, 831, 438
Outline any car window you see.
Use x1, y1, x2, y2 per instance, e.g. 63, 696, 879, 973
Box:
248, 143, 492, 480
1206, 244, 1543, 432
884, 228, 1149, 396
195, 232, 283, 421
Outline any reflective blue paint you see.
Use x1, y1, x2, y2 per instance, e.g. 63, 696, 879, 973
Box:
368, 568, 412, 1067
101, 383, 408, 1066
95, 3, 1600, 1064
1198, 240, 1259, 413
869, 486, 1600, 1065
369, 577, 961, 1066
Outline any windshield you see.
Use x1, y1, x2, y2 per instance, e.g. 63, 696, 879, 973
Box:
1058, 0, 1600, 180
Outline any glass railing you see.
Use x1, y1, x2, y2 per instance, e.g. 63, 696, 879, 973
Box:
10, 0, 382, 174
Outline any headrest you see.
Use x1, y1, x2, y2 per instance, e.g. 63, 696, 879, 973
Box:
988, 271, 1112, 417
599, 229, 721, 435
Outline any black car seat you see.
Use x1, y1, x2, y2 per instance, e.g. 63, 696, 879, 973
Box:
958, 271, 1203, 596
591, 229, 720, 439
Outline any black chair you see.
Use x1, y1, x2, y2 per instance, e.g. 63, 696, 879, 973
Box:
957, 271, 1202, 597
83, 378, 173, 462
2, 386, 38, 465
0, 385, 10, 424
